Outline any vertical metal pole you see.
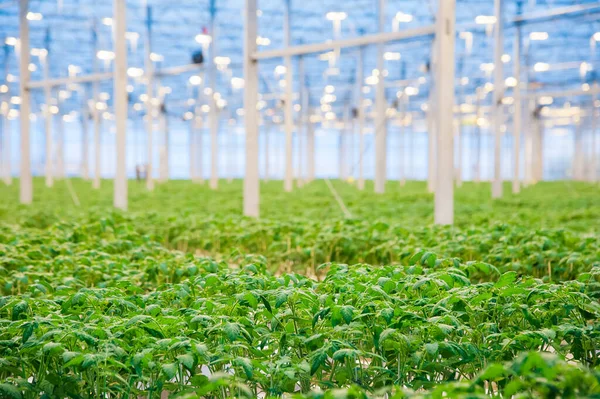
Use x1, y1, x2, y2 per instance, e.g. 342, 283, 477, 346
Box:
474, 87, 482, 182
43, 29, 53, 187
145, 6, 155, 190
427, 40, 438, 193
357, 47, 365, 190
339, 106, 348, 180
399, 94, 406, 186
573, 117, 583, 180
92, 21, 102, 189
533, 110, 543, 182
189, 117, 195, 181
434, 0, 456, 225
209, 1, 219, 190
1, 104, 11, 185
264, 121, 270, 181
113, 0, 128, 210
513, 25, 522, 193
374, 0, 387, 193
19, 0, 32, 204
81, 105, 89, 179
283, 0, 294, 192
56, 105, 65, 179
194, 110, 204, 184
456, 59, 464, 187
591, 88, 598, 183
307, 119, 315, 181
243, 0, 259, 217
297, 56, 305, 187
492, 0, 504, 198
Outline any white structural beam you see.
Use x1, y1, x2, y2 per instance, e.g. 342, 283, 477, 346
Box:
512, 24, 522, 194
243, 0, 259, 217
532, 109, 543, 183
513, 3, 600, 24
283, 0, 294, 192
474, 87, 482, 182
209, 2, 219, 190
307, 119, 315, 182
263, 122, 270, 181
399, 94, 406, 186
42, 50, 53, 187
28, 72, 113, 89
56, 114, 65, 178
427, 39, 438, 193
573, 118, 583, 180
434, 0, 456, 225
1, 104, 11, 185
145, 5, 155, 191
591, 86, 598, 183
253, 25, 436, 60
81, 103, 89, 179
113, 0, 128, 210
19, 0, 32, 204
374, 0, 387, 194
194, 111, 204, 184
92, 21, 101, 189
492, 0, 504, 199
297, 56, 306, 187
154, 63, 203, 77
357, 46, 365, 190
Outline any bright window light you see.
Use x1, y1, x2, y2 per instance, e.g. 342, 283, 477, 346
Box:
26, 12, 43, 21
326, 12, 347, 21
189, 75, 202, 85
384, 52, 401, 61
533, 62, 550, 72
475, 15, 496, 25
529, 32, 548, 41
395, 12, 413, 23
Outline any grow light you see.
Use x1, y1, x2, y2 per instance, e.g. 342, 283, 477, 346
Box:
189, 75, 202, 86
127, 67, 144, 78
96, 50, 115, 61
150, 53, 164, 62
404, 86, 418, 96
505, 77, 517, 87
5, 37, 17, 46
231, 77, 245, 90
475, 15, 496, 25
384, 52, 401, 61
533, 62, 549, 72
395, 12, 413, 23
257, 36, 271, 46
529, 32, 548, 41
26, 12, 43, 21
326, 12, 347, 21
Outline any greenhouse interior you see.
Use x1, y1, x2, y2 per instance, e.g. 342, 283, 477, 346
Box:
0, 0, 599, 397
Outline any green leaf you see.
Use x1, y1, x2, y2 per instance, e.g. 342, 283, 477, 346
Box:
340, 306, 354, 324
0, 383, 22, 399
425, 342, 439, 356
275, 292, 288, 308
42, 342, 64, 356
177, 353, 195, 371
223, 323, 240, 342
235, 357, 253, 379
162, 363, 178, 379
495, 271, 517, 288
310, 350, 328, 375
11, 301, 28, 321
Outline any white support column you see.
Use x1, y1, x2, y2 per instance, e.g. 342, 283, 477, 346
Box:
357, 47, 365, 190
297, 56, 306, 187
189, 118, 195, 181
145, 5, 155, 191
573, 117, 583, 180
113, 0, 128, 210
263, 121, 270, 181
339, 106, 348, 180
209, 7, 219, 190
194, 111, 204, 183
243, 0, 259, 217
456, 100, 463, 187
512, 25, 522, 193
590, 88, 598, 183
283, 0, 294, 192
307, 119, 315, 182
42, 49, 53, 187
1, 108, 11, 185
398, 94, 406, 186
19, 0, 32, 204
81, 107, 89, 179
158, 101, 168, 182
474, 87, 482, 182
427, 40, 438, 193
492, 0, 504, 198
374, 0, 387, 194
92, 22, 101, 190
434, 0, 456, 225
56, 108, 65, 179
532, 111, 543, 182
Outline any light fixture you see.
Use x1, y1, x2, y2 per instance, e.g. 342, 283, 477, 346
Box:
365, 75, 379, 85
201, 104, 210, 113
28, 63, 37, 72
184, 111, 194, 120
274, 65, 287, 75
231, 77, 245, 90
5, 37, 17, 46
127, 85, 134, 93
404, 86, 418, 96
480, 63, 495, 73
10, 96, 21, 105
501, 54, 511, 63
529, 32, 548, 41
484, 82, 494, 92
204, 87, 213, 96
102, 17, 113, 26
0, 85, 7, 93
68, 65, 81, 76
31, 48, 48, 58
475, 15, 496, 25
539, 96, 553, 105
582, 83, 590, 92
26, 12, 43, 21
256, 36, 271, 46
96, 102, 107, 111
594, 32, 600, 41
384, 52, 401, 61
395, 12, 413, 23
325, 85, 335, 94
127, 67, 144, 78
189, 75, 202, 85
96, 50, 115, 61
195, 34, 213, 46
533, 62, 550, 72
150, 53, 164, 62
461, 77, 469, 85
326, 11, 347, 21
504, 77, 517, 87
214, 56, 231, 67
